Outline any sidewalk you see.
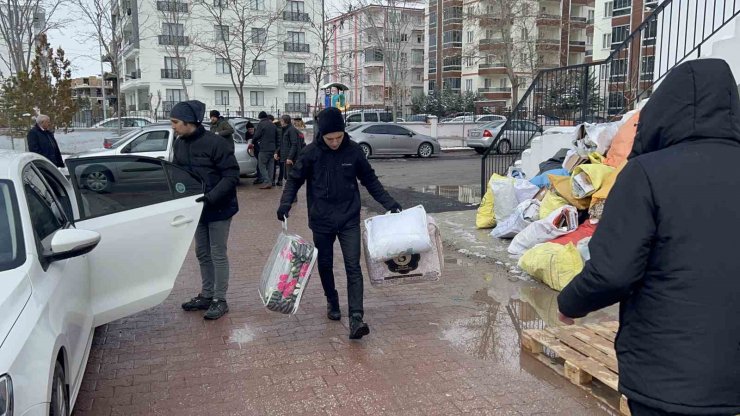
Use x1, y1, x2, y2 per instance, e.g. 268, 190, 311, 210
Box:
72, 183, 612, 416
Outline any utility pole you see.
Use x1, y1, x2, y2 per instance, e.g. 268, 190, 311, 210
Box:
98, 34, 108, 121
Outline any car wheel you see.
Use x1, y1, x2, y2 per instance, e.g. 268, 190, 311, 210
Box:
417, 142, 433, 158
83, 168, 113, 193
50, 361, 69, 416
474, 148, 487, 155
496, 139, 512, 154
359, 143, 372, 158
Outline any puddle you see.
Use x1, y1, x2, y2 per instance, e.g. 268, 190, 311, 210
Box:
227, 325, 257, 346
411, 185, 481, 205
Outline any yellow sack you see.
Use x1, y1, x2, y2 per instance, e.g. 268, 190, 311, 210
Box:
550, 175, 591, 210
518, 243, 584, 291
589, 152, 606, 164
539, 190, 569, 219
476, 189, 496, 229
589, 160, 627, 219
570, 164, 616, 199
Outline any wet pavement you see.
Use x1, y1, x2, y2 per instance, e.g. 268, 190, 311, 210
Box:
71, 178, 619, 416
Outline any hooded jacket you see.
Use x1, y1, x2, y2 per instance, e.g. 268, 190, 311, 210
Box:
279, 132, 399, 233
173, 125, 240, 223
558, 59, 740, 415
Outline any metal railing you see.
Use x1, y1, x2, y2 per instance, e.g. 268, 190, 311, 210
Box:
156, 1, 188, 12
284, 42, 310, 52
283, 11, 309, 22
285, 103, 309, 113
481, 0, 740, 194
284, 73, 310, 83
161, 68, 191, 79
158, 35, 189, 46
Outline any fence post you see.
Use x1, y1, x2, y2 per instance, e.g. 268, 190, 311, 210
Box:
581, 67, 590, 123
429, 115, 438, 139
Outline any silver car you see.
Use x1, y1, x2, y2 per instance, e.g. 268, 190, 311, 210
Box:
467, 120, 543, 154
347, 123, 441, 158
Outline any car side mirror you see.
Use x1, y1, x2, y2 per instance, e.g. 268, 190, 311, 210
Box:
45, 229, 101, 262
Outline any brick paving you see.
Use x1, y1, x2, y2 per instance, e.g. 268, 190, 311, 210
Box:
72, 182, 611, 416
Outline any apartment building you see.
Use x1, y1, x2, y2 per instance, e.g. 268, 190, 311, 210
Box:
326, 2, 426, 114
425, 0, 595, 112
71, 76, 117, 108
114, 0, 321, 117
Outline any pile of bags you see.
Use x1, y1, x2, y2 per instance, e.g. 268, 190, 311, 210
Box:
476, 110, 640, 291
364, 205, 444, 286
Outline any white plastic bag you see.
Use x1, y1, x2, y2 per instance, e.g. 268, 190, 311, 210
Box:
577, 237, 592, 262
259, 222, 318, 315
508, 205, 579, 255
513, 179, 539, 203
585, 121, 620, 155
365, 205, 432, 261
491, 199, 540, 239
491, 176, 517, 223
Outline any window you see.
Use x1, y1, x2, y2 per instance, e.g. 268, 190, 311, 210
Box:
416, 32, 423, 43
443, 77, 461, 90
287, 62, 305, 74
429, 32, 436, 47
252, 27, 267, 44
465, 79, 472, 91
364, 125, 386, 134
166, 88, 185, 103
250, 0, 264, 10
467, 6, 475, 18
347, 114, 362, 123
253, 60, 266, 75
401, 34, 408, 42
604, 1, 613, 17
521, 28, 528, 40
611, 25, 629, 45
416, 72, 422, 81
467, 31, 474, 43
215, 25, 229, 42
288, 92, 306, 104
602, 33, 612, 49
125, 130, 169, 153
386, 125, 409, 135
23, 166, 67, 242
644, 19, 657, 39
216, 58, 230, 74
164, 57, 186, 70
215, 90, 229, 105
588, 10, 595, 22
287, 31, 305, 44
613, 0, 631, 16
641, 56, 655, 79
363, 113, 379, 122
0, 181, 25, 272
428, 80, 436, 91
250, 91, 264, 106
162, 23, 184, 36
587, 34, 593, 46
443, 30, 462, 46
610, 58, 627, 81
379, 112, 394, 122
499, 78, 508, 88
411, 49, 423, 65
287, 0, 304, 13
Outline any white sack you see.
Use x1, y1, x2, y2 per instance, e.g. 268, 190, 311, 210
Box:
365, 205, 433, 261
491, 176, 518, 223
508, 205, 579, 255
491, 199, 541, 239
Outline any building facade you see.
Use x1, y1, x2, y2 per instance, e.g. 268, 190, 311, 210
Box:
425, 0, 595, 112
114, 0, 321, 118
326, 2, 426, 115
71, 76, 116, 109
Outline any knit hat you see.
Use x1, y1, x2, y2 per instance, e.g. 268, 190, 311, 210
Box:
258, 111, 268, 119
318, 107, 345, 135
246, 121, 255, 129
170, 100, 206, 124
209, 110, 220, 118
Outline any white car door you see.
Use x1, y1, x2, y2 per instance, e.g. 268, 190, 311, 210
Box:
65, 155, 204, 326
120, 129, 171, 160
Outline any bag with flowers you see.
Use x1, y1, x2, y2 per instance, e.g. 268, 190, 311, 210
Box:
258, 221, 318, 314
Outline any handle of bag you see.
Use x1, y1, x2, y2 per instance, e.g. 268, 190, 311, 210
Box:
281, 219, 288, 232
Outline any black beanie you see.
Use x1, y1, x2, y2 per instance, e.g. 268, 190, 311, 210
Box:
318, 107, 345, 135
170, 100, 205, 124
209, 110, 220, 118
258, 111, 268, 119
246, 121, 254, 129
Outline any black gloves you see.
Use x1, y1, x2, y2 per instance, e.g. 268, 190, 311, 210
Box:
196, 195, 209, 204
277, 204, 291, 221
389, 202, 402, 213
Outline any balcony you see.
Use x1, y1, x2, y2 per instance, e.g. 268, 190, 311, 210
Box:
536, 13, 561, 25
479, 62, 505, 69
159, 35, 189, 46
127, 69, 141, 80
161, 68, 192, 79
156, 1, 188, 12
283, 11, 310, 22
285, 103, 309, 113
570, 16, 588, 23
569, 40, 586, 46
480, 38, 506, 49
284, 73, 310, 83
478, 87, 512, 93
411, 60, 424, 68
537, 38, 560, 51
284, 42, 310, 53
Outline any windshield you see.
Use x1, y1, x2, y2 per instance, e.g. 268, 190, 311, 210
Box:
109, 130, 142, 149
483, 120, 505, 129
0, 181, 25, 272
346, 124, 364, 132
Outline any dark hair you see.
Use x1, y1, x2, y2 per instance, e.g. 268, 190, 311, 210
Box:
267, 114, 275, 121
209, 110, 220, 118
281, 114, 292, 125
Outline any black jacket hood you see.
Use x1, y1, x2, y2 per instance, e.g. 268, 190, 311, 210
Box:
631, 58, 740, 158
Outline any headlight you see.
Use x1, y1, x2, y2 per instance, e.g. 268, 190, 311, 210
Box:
0, 374, 12, 416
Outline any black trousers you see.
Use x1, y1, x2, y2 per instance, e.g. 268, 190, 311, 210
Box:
312, 224, 364, 317
628, 400, 735, 416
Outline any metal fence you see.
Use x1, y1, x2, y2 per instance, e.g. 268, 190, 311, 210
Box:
481, 0, 740, 194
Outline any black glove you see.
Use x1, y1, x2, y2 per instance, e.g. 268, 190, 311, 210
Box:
277, 204, 291, 221
389, 202, 402, 213
195, 195, 209, 204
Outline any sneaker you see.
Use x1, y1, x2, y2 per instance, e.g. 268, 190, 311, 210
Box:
327, 301, 341, 321
204, 299, 229, 320
181, 295, 212, 311
349, 313, 370, 340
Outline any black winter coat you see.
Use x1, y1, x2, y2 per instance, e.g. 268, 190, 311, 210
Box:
253, 119, 279, 153
558, 59, 740, 415
278, 124, 300, 161
173, 125, 240, 223
27, 124, 63, 167
279, 133, 399, 233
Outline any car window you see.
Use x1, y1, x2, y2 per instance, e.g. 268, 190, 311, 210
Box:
379, 112, 393, 122
386, 125, 409, 135
363, 125, 387, 134
33, 162, 74, 221
23, 165, 68, 241
347, 114, 361, 123
346, 124, 364, 132
364, 113, 379, 122
0, 181, 25, 272
126, 130, 169, 153
102, 120, 118, 127
66, 157, 203, 220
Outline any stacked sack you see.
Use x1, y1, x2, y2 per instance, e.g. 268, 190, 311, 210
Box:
476, 109, 640, 291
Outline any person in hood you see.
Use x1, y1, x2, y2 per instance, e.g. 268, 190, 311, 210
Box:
558, 59, 740, 416
209, 110, 234, 148
27, 114, 63, 167
171, 100, 240, 320
277, 107, 401, 340
253, 111, 279, 189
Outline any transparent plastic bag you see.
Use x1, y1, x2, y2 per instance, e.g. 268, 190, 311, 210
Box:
365, 205, 432, 261
258, 221, 318, 314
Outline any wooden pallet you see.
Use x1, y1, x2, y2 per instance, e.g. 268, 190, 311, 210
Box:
521, 321, 630, 415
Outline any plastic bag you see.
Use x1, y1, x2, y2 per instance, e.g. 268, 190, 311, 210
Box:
508, 205, 579, 255
518, 243, 584, 291
589, 160, 626, 219
259, 223, 318, 314
490, 175, 517, 223
491, 199, 540, 239
585, 121, 621, 155
513, 179, 539, 203
539, 190, 569, 219
570, 164, 616, 199
364, 217, 444, 286
550, 175, 591, 210
577, 237, 592, 262
530, 168, 569, 188
476, 188, 496, 229
365, 205, 432, 261
551, 220, 597, 245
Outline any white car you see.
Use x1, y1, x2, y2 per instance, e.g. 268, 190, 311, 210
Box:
0, 150, 203, 415
91, 116, 155, 128
443, 115, 507, 124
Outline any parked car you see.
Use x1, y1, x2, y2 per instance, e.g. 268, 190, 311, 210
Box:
344, 110, 395, 124
347, 123, 441, 158
0, 150, 203, 416
443, 114, 506, 124
70, 124, 257, 192
406, 114, 431, 122
466, 119, 543, 154
91, 116, 155, 128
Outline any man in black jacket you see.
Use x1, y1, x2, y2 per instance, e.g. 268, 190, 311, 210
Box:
27, 114, 63, 167
253, 111, 279, 189
170, 100, 240, 320
558, 59, 740, 416
277, 107, 401, 340
275, 114, 300, 187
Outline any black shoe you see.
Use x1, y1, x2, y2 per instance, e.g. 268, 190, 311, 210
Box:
182, 295, 212, 311
349, 313, 370, 340
276, 181, 283, 187
204, 299, 229, 320
253, 179, 264, 185
327, 301, 341, 321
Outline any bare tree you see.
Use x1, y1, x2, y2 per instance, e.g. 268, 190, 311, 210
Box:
302, 0, 343, 116
0, 0, 65, 76
155, 0, 192, 98
193, 0, 284, 114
